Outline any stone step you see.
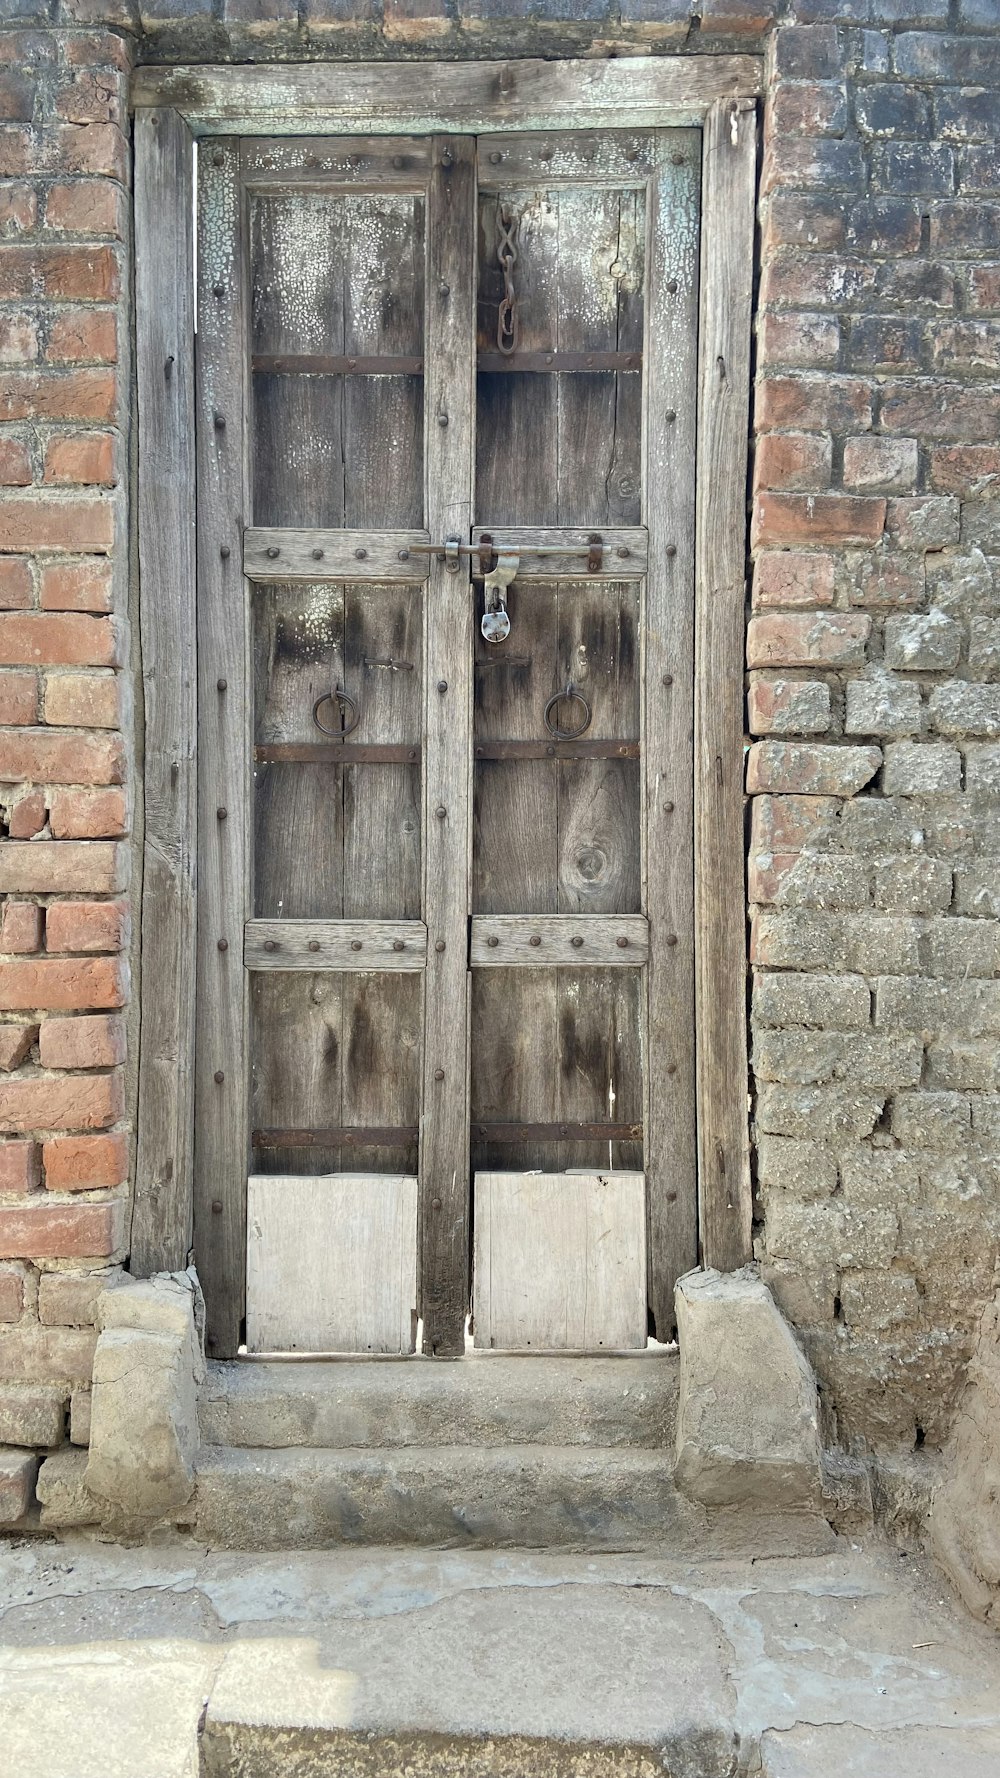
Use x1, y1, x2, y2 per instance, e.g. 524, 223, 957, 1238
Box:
192, 1443, 698, 1551
199, 1353, 677, 1451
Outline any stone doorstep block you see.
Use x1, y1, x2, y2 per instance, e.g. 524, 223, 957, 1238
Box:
673, 1266, 823, 1511
0, 1384, 66, 1448
0, 1447, 38, 1525
36, 1447, 99, 1529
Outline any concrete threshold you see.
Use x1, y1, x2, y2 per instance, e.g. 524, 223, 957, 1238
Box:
1, 1539, 999, 1778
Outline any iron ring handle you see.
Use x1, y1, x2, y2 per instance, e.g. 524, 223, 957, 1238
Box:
312, 686, 360, 737
543, 683, 592, 741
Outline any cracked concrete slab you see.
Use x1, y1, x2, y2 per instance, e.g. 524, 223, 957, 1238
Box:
0, 1540, 998, 1776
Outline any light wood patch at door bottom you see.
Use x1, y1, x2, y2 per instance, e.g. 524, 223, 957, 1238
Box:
246, 1173, 417, 1354
473, 1170, 646, 1351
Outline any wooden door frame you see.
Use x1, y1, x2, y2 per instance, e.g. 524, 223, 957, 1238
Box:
132, 56, 759, 1313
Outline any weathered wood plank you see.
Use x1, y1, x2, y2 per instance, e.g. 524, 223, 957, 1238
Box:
241, 136, 432, 179
643, 131, 702, 1340
246, 919, 427, 970
470, 914, 647, 967
133, 108, 197, 1277
478, 131, 654, 186
470, 527, 647, 580
194, 138, 251, 1357
419, 136, 476, 1356
134, 57, 764, 133
695, 99, 756, 1275
473, 1171, 646, 1351
245, 530, 430, 581
246, 1174, 418, 1354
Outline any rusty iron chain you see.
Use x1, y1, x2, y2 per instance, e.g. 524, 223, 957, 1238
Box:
496, 203, 518, 356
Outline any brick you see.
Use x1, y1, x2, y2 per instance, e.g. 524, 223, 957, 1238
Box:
870, 142, 954, 195
54, 69, 125, 128
38, 1013, 125, 1070
932, 320, 1000, 378
0, 368, 116, 427
0, 1022, 36, 1072
0, 245, 119, 303
754, 432, 832, 493
770, 84, 848, 138
930, 204, 1000, 255
0, 956, 126, 1012
0, 1448, 37, 1523
70, 1386, 90, 1444
43, 431, 117, 488
753, 909, 921, 974
48, 788, 127, 840
891, 1091, 970, 1151
0, 1266, 22, 1319
774, 24, 842, 80
0, 612, 118, 668
954, 864, 1000, 919
0, 1139, 39, 1192
884, 611, 962, 672
761, 255, 876, 311
0, 183, 36, 237
855, 83, 930, 138
880, 383, 1000, 443
894, 33, 1000, 85
846, 198, 922, 256
753, 491, 887, 549
43, 1132, 127, 1193
47, 123, 128, 184
0, 437, 30, 485
843, 436, 917, 494
747, 741, 881, 796
39, 559, 112, 613
0, 1384, 65, 1447
755, 1120, 838, 1194
756, 313, 840, 371
929, 683, 1000, 739
750, 793, 838, 856
38, 1265, 123, 1328
969, 618, 1000, 677
874, 260, 958, 314
762, 195, 845, 255
756, 1082, 885, 1142
846, 317, 923, 377
934, 88, 999, 143
748, 677, 831, 735
763, 138, 865, 197
923, 917, 1000, 978
928, 1039, 1000, 1093
0, 729, 123, 787
45, 899, 128, 954
0, 493, 114, 552
0, 313, 35, 365
757, 375, 872, 434
962, 504, 1000, 551
882, 741, 962, 795
0, 1320, 98, 1378
7, 788, 46, 838
752, 551, 835, 609
0, 671, 35, 724
888, 496, 962, 552
45, 310, 116, 365
769, 851, 871, 910
43, 671, 120, 728
747, 611, 870, 668
753, 970, 870, 1031
0, 558, 30, 610
0, 903, 40, 957
0, 1069, 124, 1135
966, 745, 1000, 800
755, 1029, 922, 1091
929, 446, 1000, 498
843, 552, 925, 609
873, 856, 953, 914
43, 180, 124, 238
844, 674, 922, 738
878, 975, 1000, 1037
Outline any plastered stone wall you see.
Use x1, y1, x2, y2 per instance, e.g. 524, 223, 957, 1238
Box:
0, 0, 997, 1516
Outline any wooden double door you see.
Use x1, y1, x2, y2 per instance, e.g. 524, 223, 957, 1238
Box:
194, 127, 700, 1359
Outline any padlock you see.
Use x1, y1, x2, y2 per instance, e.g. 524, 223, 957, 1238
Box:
481, 549, 518, 645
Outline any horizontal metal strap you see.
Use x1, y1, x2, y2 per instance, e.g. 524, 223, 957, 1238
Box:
255, 744, 420, 764
253, 353, 424, 376
470, 914, 648, 967
474, 739, 638, 761
477, 350, 641, 374
244, 528, 431, 582
474, 1121, 642, 1142
253, 1127, 418, 1149
246, 919, 427, 970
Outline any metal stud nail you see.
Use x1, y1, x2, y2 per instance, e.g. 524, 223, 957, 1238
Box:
571, 935, 584, 948
308, 940, 320, 952
666, 933, 678, 946
217, 806, 227, 820
211, 1199, 223, 1213
351, 940, 362, 951
665, 409, 676, 422
617, 936, 629, 948
217, 938, 228, 951
663, 673, 674, 687
217, 678, 227, 693
431, 1197, 442, 1211
212, 150, 224, 167
529, 935, 541, 947
616, 546, 630, 558
398, 549, 410, 561
487, 935, 499, 948
489, 150, 502, 164
667, 1062, 678, 1076
434, 1068, 445, 1081
663, 800, 675, 813
213, 282, 225, 297
393, 939, 405, 952
312, 548, 324, 560
213, 411, 226, 429
439, 281, 450, 297
441, 147, 453, 168
214, 1070, 225, 1083
666, 544, 677, 557
266, 546, 280, 559
665, 279, 678, 294
435, 940, 446, 953
437, 679, 448, 693
672, 152, 685, 165
355, 548, 367, 560
435, 805, 447, 818
264, 940, 277, 952
220, 545, 230, 559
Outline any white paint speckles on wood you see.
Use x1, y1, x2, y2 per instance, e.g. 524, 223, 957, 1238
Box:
473, 1171, 647, 1351
246, 1174, 418, 1354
